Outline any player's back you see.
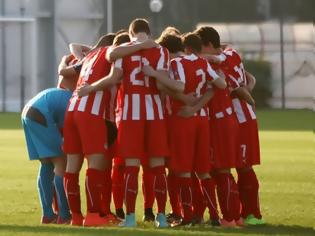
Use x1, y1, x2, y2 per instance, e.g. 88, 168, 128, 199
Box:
118, 42, 169, 95
170, 54, 210, 115
221, 47, 256, 123
68, 47, 112, 117
115, 41, 169, 121
25, 88, 72, 127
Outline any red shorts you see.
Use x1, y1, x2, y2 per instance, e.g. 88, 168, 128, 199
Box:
209, 114, 239, 169
116, 119, 169, 160
236, 119, 261, 168
63, 111, 108, 155
168, 116, 211, 173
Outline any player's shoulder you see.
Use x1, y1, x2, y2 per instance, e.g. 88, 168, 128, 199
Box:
223, 47, 241, 58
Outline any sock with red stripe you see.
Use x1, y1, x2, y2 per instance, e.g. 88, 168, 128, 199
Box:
199, 177, 219, 220
142, 166, 155, 210
151, 166, 167, 214
64, 172, 82, 215
112, 163, 125, 211
167, 174, 181, 216
237, 168, 262, 219
85, 168, 105, 213
100, 169, 112, 215
178, 177, 193, 222
124, 166, 140, 214
192, 175, 206, 219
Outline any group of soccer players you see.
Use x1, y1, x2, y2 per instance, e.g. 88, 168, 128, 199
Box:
22, 17, 264, 228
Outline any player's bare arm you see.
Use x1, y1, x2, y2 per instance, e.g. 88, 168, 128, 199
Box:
106, 39, 158, 62
178, 88, 214, 118
245, 71, 256, 92
69, 43, 92, 60
58, 55, 81, 78
232, 86, 255, 106
77, 66, 122, 97
142, 66, 184, 92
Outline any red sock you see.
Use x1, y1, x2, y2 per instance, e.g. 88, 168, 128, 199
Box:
199, 178, 219, 220
112, 163, 125, 210
167, 174, 181, 216
192, 175, 206, 219
151, 166, 167, 214
229, 175, 241, 221
237, 169, 261, 219
124, 166, 139, 214
178, 177, 193, 222
214, 173, 235, 221
142, 166, 155, 209
100, 169, 112, 215
64, 172, 82, 214
85, 168, 105, 213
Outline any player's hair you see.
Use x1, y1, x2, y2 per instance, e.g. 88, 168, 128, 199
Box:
162, 26, 181, 36
194, 26, 221, 48
116, 29, 128, 35
182, 33, 202, 53
157, 33, 183, 53
113, 32, 131, 46
94, 33, 116, 48
129, 18, 151, 36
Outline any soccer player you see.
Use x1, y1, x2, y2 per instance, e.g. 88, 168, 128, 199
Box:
165, 33, 226, 226
60, 33, 121, 227
21, 88, 72, 224
78, 18, 171, 228
197, 27, 261, 224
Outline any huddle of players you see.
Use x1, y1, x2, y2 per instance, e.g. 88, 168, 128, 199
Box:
57, 18, 264, 228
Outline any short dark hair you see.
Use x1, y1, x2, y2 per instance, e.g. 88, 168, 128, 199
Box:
94, 33, 116, 47
129, 18, 151, 36
182, 33, 202, 53
195, 26, 221, 48
113, 32, 130, 46
157, 33, 183, 53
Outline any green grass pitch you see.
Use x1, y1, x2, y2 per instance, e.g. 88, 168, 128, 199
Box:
0, 109, 313, 236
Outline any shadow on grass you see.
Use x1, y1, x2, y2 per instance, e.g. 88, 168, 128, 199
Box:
0, 224, 314, 236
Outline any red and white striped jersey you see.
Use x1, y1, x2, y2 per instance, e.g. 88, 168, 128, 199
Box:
114, 41, 170, 121
219, 47, 257, 123
207, 58, 239, 119
169, 54, 220, 116
67, 47, 116, 119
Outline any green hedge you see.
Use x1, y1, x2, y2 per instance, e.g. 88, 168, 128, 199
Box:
243, 60, 272, 107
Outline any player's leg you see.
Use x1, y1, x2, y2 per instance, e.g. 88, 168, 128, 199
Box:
121, 158, 141, 227
166, 170, 182, 223
38, 159, 56, 223
51, 156, 71, 224
237, 167, 264, 225
195, 117, 219, 226
64, 154, 84, 226
146, 120, 169, 227
84, 154, 116, 227
148, 157, 168, 227
111, 158, 125, 219
142, 163, 155, 222
192, 173, 206, 225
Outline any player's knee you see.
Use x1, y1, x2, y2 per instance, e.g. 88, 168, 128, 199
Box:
196, 172, 210, 179
125, 158, 141, 167
149, 157, 165, 168
177, 172, 191, 178
66, 154, 83, 173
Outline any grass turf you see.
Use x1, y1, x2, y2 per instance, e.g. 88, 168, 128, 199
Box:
0, 109, 314, 235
